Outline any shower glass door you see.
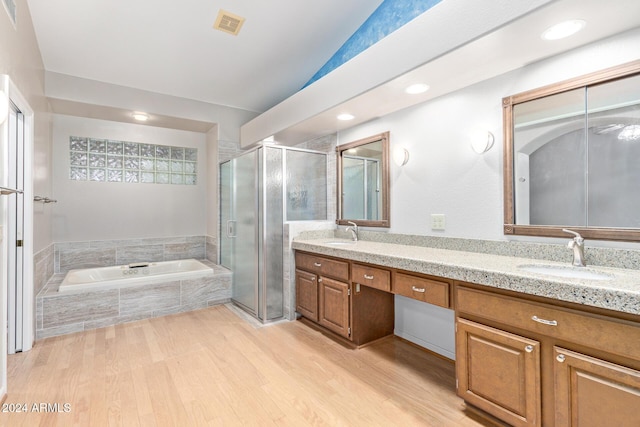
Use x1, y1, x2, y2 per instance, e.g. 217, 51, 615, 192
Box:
342, 156, 380, 220
220, 151, 258, 315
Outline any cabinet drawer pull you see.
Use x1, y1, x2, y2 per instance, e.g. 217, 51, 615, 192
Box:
531, 315, 558, 326
525, 345, 534, 353
364, 274, 374, 280
314, 262, 322, 267
411, 286, 426, 293
556, 354, 565, 363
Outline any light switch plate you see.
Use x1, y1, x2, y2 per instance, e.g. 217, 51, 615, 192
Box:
431, 214, 446, 230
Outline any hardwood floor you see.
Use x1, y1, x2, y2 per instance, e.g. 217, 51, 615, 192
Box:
2, 305, 491, 426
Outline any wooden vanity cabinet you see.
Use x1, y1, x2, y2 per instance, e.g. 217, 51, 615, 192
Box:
295, 251, 394, 346
456, 318, 541, 427
295, 269, 319, 322
318, 276, 350, 337
352, 263, 391, 292
554, 346, 640, 427
295, 252, 349, 326
455, 283, 640, 427
393, 271, 450, 308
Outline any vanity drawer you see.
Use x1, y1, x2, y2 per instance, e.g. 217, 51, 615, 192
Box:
456, 286, 640, 361
295, 252, 349, 282
352, 263, 391, 292
394, 272, 450, 308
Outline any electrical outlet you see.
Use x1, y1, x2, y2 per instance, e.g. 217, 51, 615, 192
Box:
431, 214, 446, 230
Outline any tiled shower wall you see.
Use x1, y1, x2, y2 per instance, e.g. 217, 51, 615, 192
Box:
54, 235, 207, 274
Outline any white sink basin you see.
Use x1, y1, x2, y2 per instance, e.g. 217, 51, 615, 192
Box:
517, 264, 614, 281
325, 241, 357, 246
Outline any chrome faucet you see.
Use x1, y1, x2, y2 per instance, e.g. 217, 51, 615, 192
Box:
346, 221, 359, 241
563, 229, 586, 267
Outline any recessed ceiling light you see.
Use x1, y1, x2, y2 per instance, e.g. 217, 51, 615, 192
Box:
337, 113, 355, 121
541, 20, 586, 41
132, 112, 148, 121
405, 83, 430, 94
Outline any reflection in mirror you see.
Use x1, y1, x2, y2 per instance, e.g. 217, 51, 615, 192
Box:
343, 148, 381, 219
504, 60, 640, 241
337, 132, 390, 227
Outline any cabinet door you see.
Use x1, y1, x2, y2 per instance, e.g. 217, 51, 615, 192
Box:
295, 269, 318, 322
554, 346, 640, 427
456, 318, 541, 427
318, 277, 350, 338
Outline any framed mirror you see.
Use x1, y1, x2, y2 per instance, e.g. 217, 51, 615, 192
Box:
503, 60, 640, 241
337, 131, 390, 227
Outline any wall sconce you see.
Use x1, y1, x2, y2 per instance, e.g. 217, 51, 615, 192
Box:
471, 131, 495, 154
393, 146, 410, 166
0, 90, 8, 125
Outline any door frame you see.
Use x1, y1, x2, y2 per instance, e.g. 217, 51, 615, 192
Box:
0, 75, 35, 395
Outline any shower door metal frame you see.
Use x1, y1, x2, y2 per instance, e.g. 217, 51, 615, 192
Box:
220, 150, 260, 317
221, 145, 328, 323
342, 154, 380, 221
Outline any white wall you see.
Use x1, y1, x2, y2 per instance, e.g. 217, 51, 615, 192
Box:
340, 27, 640, 242
0, 0, 52, 397
338, 28, 640, 359
0, 0, 53, 254
46, 72, 256, 145
52, 115, 207, 242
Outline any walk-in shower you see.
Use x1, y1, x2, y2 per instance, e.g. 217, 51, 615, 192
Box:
220, 145, 327, 322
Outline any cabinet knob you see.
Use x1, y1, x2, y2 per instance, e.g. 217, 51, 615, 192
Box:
318, 278, 322, 283
311, 277, 316, 281
556, 354, 566, 363
364, 274, 374, 280
314, 262, 322, 267
525, 345, 534, 353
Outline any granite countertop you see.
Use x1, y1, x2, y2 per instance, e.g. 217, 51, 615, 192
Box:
292, 238, 640, 316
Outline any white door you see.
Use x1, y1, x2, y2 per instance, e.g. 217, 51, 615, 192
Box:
7, 101, 24, 354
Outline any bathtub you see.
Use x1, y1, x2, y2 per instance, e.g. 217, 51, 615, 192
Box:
58, 259, 213, 292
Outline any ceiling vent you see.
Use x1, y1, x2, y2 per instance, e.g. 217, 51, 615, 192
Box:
213, 10, 245, 36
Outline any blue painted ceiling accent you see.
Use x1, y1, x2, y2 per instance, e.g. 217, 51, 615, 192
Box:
303, 0, 443, 89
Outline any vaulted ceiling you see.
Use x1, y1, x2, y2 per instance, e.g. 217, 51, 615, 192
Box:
25, 0, 640, 141
26, 0, 383, 113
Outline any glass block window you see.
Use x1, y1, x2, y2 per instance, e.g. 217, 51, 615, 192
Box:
69, 136, 197, 185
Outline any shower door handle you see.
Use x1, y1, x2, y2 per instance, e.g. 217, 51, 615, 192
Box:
227, 220, 237, 238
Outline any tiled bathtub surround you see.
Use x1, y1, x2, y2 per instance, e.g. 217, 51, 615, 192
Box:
55, 236, 207, 273
34, 243, 55, 296
36, 260, 231, 339
206, 235, 217, 263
